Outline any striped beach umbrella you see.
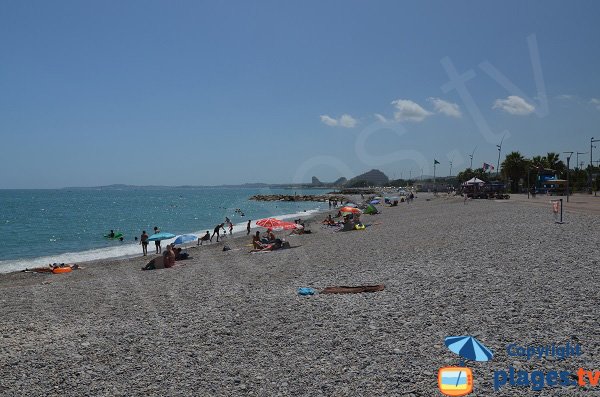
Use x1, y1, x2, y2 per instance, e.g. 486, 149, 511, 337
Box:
444, 336, 493, 362
256, 218, 301, 231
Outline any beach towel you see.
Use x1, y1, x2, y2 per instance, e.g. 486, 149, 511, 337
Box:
320, 284, 385, 294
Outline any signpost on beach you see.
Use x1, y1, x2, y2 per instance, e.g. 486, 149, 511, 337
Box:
551, 199, 564, 224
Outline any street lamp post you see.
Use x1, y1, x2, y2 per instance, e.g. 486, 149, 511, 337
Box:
433, 161, 437, 194
591, 138, 600, 193
576, 152, 587, 170
469, 146, 476, 169
496, 134, 506, 179
563, 151, 573, 202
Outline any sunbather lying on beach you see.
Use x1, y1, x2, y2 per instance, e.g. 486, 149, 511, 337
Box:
142, 256, 165, 270
322, 215, 336, 226
23, 263, 80, 273
289, 227, 311, 235
173, 246, 189, 260
250, 239, 285, 252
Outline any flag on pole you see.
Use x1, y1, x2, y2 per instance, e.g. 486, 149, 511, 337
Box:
434, 159, 440, 164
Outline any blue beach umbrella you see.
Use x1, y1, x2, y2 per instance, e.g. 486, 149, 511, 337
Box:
370, 199, 380, 204
148, 232, 176, 242
173, 234, 198, 245
445, 336, 493, 362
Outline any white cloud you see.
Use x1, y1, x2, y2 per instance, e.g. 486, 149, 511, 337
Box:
428, 97, 462, 118
339, 114, 357, 128
555, 94, 575, 100
374, 113, 388, 123
391, 99, 432, 122
590, 98, 600, 111
320, 113, 357, 128
320, 115, 338, 126
492, 95, 535, 115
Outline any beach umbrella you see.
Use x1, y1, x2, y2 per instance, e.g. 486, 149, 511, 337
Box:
445, 336, 493, 362
173, 234, 198, 245
148, 232, 176, 241
370, 199, 380, 204
256, 218, 302, 231
339, 206, 361, 214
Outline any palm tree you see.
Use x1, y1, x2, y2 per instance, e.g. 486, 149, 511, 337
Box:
531, 155, 545, 168
457, 168, 488, 183
501, 151, 528, 192
544, 152, 566, 176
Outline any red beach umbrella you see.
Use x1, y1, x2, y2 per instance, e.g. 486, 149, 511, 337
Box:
256, 218, 302, 231
339, 206, 361, 214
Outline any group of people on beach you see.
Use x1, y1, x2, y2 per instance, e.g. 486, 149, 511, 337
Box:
322, 212, 363, 232
137, 195, 384, 269
141, 240, 189, 270
139, 226, 162, 256
250, 229, 288, 252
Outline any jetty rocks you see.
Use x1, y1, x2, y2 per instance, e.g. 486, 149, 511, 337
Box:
249, 194, 347, 202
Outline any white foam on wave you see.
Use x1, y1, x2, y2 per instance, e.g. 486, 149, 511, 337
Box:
0, 207, 326, 274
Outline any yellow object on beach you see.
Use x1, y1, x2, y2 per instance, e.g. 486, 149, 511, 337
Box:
354, 224, 366, 230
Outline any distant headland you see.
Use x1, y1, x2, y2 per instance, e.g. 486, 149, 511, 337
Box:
61, 169, 395, 190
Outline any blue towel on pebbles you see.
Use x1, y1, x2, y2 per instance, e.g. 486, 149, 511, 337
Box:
298, 287, 315, 295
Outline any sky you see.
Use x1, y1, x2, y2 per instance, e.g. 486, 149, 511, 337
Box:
1, 0, 600, 188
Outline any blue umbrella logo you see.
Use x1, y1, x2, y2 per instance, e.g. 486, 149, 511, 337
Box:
438, 336, 493, 395
445, 336, 493, 362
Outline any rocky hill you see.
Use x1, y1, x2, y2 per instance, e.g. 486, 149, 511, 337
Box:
346, 169, 389, 186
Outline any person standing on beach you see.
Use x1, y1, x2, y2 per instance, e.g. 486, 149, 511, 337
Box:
140, 230, 149, 256
246, 220, 251, 235
228, 222, 233, 235
153, 226, 161, 254
211, 223, 225, 242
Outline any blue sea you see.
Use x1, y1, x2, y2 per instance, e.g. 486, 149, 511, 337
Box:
0, 187, 330, 273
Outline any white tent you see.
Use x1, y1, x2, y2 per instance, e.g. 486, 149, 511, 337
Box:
462, 177, 486, 186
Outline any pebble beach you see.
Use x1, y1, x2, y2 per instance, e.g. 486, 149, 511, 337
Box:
1, 193, 599, 396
